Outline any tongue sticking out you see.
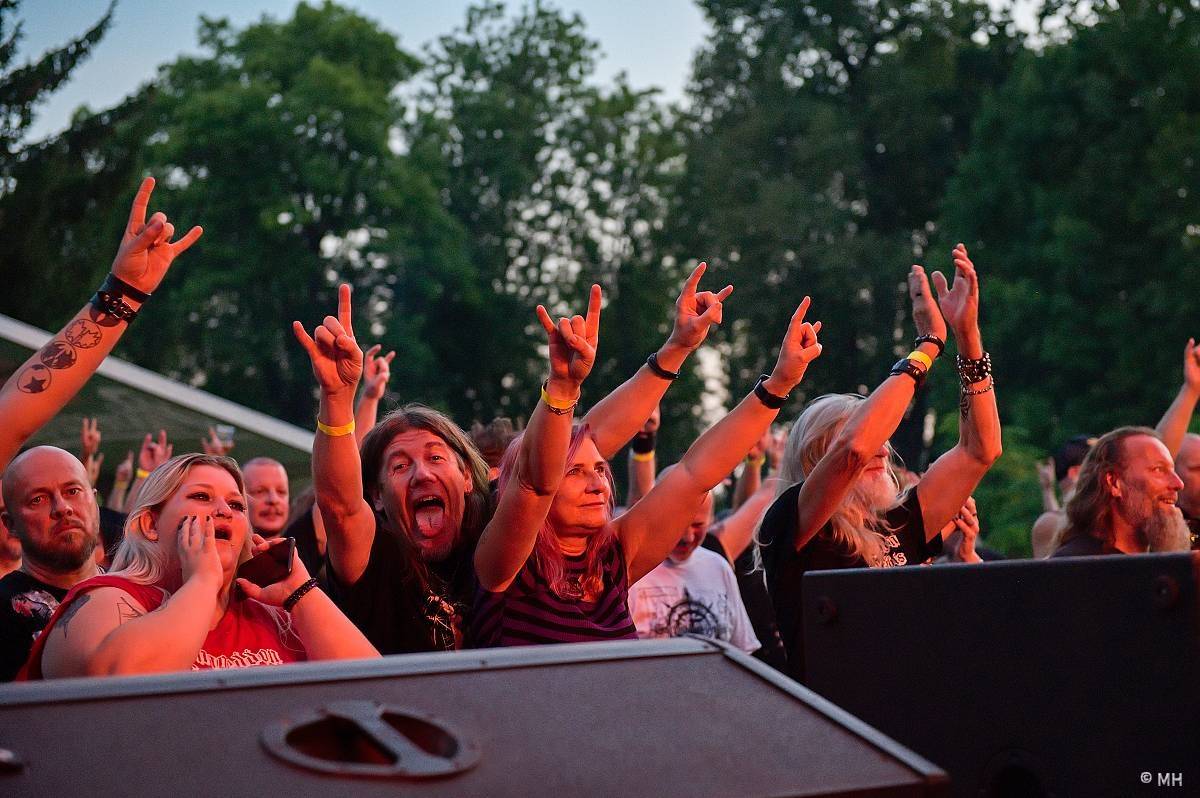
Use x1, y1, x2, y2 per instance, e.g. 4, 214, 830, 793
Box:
414, 505, 446, 538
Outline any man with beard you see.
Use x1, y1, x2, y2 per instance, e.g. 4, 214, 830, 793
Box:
1052, 427, 1192, 557
1171, 434, 1200, 548
297, 263, 733, 654
242, 458, 291, 537
0, 448, 102, 680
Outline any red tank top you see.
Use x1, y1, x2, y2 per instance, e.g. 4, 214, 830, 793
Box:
18, 574, 306, 680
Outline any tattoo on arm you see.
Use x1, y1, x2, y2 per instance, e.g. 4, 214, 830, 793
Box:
116, 597, 143, 625
959, 392, 970, 420
58, 593, 92, 638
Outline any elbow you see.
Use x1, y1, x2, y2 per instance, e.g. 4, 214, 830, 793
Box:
974, 438, 1003, 468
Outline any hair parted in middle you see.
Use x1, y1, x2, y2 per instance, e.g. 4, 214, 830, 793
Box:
1058, 425, 1160, 550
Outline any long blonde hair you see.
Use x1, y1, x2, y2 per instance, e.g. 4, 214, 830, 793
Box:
109, 454, 253, 587
776, 394, 901, 564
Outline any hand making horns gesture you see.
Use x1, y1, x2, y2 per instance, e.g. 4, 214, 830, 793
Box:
668, 261, 735, 352
767, 296, 824, 391
293, 284, 364, 398
536, 284, 602, 393
111, 176, 204, 295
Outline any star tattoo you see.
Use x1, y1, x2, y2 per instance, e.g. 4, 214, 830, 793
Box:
17, 364, 51, 393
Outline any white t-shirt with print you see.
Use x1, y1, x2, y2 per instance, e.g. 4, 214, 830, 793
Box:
629, 546, 760, 653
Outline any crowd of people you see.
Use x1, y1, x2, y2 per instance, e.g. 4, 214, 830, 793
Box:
0, 177, 1195, 686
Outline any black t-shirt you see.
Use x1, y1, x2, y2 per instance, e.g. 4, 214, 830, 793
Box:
283, 508, 327, 586
326, 519, 475, 655
759, 482, 942, 681
699, 534, 788, 672
1050, 534, 1115, 558
0, 571, 69, 682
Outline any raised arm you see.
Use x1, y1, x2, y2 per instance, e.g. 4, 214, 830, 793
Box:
619, 298, 823, 584
916, 244, 1002, 536
293, 285, 375, 585
106, 451, 134, 512
790, 267, 947, 551
40, 516, 223, 678
0, 177, 201, 472
732, 428, 770, 509
711, 476, 781, 562
354, 344, 395, 447
1035, 458, 1060, 513
474, 287, 600, 592
1155, 338, 1200, 457
625, 406, 659, 507
583, 262, 732, 459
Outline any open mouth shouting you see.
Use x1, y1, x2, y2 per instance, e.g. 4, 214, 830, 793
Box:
411, 495, 448, 539
213, 522, 234, 542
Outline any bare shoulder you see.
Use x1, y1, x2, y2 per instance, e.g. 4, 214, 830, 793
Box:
40, 586, 151, 678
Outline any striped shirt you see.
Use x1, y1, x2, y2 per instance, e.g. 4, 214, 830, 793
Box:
472, 539, 638, 647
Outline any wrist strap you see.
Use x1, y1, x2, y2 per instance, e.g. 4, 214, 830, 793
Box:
317, 418, 356, 437
631, 431, 656, 454
956, 352, 993, 386
101, 272, 152, 303
890, 359, 927, 387
283, 577, 320, 612
913, 334, 945, 357
645, 352, 680, 381
905, 350, 933, 370
540, 382, 579, 415
752, 375, 788, 409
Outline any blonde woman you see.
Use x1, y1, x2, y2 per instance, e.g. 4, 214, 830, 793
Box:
759, 246, 1002, 679
21, 454, 377, 679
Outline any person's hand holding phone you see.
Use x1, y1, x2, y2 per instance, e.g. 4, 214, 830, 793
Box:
235, 536, 312, 606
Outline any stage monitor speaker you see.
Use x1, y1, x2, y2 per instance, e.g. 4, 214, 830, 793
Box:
802, 552, 1200, 798
0, 637, 946, 797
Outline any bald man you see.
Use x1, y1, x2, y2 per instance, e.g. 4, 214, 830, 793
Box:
243, 457, 290, 537
1173, 434, 1200, 549
0, 447, 103, 680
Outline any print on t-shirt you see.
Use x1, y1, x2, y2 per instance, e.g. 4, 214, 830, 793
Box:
10, 589, 60, 633
640, 586, 731, 640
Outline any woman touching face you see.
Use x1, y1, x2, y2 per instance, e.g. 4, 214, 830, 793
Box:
152, 464, 252, 579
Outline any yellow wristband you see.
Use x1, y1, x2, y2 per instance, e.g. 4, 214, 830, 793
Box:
631, 450, 655, 462
540, 382, 579, 414
906, 350, 933, 371
135, 468, 150, 479
316, 419, 356, 437
746, 456, 766, 467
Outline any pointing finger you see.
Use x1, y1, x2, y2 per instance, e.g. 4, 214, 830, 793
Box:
585, 284, 602, 339
682, 261, 706, 298
126, 176, 155, 233
337, 284, 354, 337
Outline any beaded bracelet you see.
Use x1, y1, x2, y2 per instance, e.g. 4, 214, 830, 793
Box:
283, 577, 320, 612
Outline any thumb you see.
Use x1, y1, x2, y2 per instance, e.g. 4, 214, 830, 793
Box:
931, 270, 950, 299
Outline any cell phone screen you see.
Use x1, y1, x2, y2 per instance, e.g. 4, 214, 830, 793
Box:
236, 538, 295, 588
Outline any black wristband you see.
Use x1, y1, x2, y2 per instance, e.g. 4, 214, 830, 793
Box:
645, 352, 680, 381
955, 352, 993, 386
283, 577, 320, 612
890, 358, 927, 387
913, 334, 945, 357
100, 272, 152, 303
752, 374, 788, 409
90, 289, 139, 324
631, 431, 657, 454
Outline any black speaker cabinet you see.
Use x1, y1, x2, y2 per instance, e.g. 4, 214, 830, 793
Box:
0, 638, 946, 797
802, 552, 1200, 798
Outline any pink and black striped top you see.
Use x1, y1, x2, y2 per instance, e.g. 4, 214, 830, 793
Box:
472, 539, 638, 647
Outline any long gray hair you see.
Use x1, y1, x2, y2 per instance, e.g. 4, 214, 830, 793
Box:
775, 394, 901, 564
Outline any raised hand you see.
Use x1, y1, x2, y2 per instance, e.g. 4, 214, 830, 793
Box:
931, 243, 979, 337
767, 296, 823, 391
80, 417, 102, 458
667, 262, 734, 352
177, 515, 223, 591
536, 284, 601, 391
84, 452, 104, 486
361, 344, 396, 401
139, 429, 173, 472
909, 264, 948, 343
1183, 338, 1200, 391
110, 177, 203, 295
202, 426, 234, 456
114, 451, 134, 484
293, 284, 364, 398
1035, 458, 1056, 491
767, 426, 787, 472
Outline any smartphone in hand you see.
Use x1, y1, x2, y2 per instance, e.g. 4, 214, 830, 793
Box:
236, 538, 296, 588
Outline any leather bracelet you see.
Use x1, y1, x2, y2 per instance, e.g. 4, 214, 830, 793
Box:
645, 353, 680, 381
890, 358, 927, 387
90, 289, 139, 324
913, 334, 945, 357
100, 272, 152, 303
752, 375, 788, 409
631, 431, 656, 454
283, 577, 320, 612
956, 352, 993, 387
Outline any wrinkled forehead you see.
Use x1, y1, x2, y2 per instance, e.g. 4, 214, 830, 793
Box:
1120, 435, 1174, 471
384, 429, 460, 461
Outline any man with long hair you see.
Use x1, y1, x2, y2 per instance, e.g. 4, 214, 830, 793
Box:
1052, 427, 1191, 557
